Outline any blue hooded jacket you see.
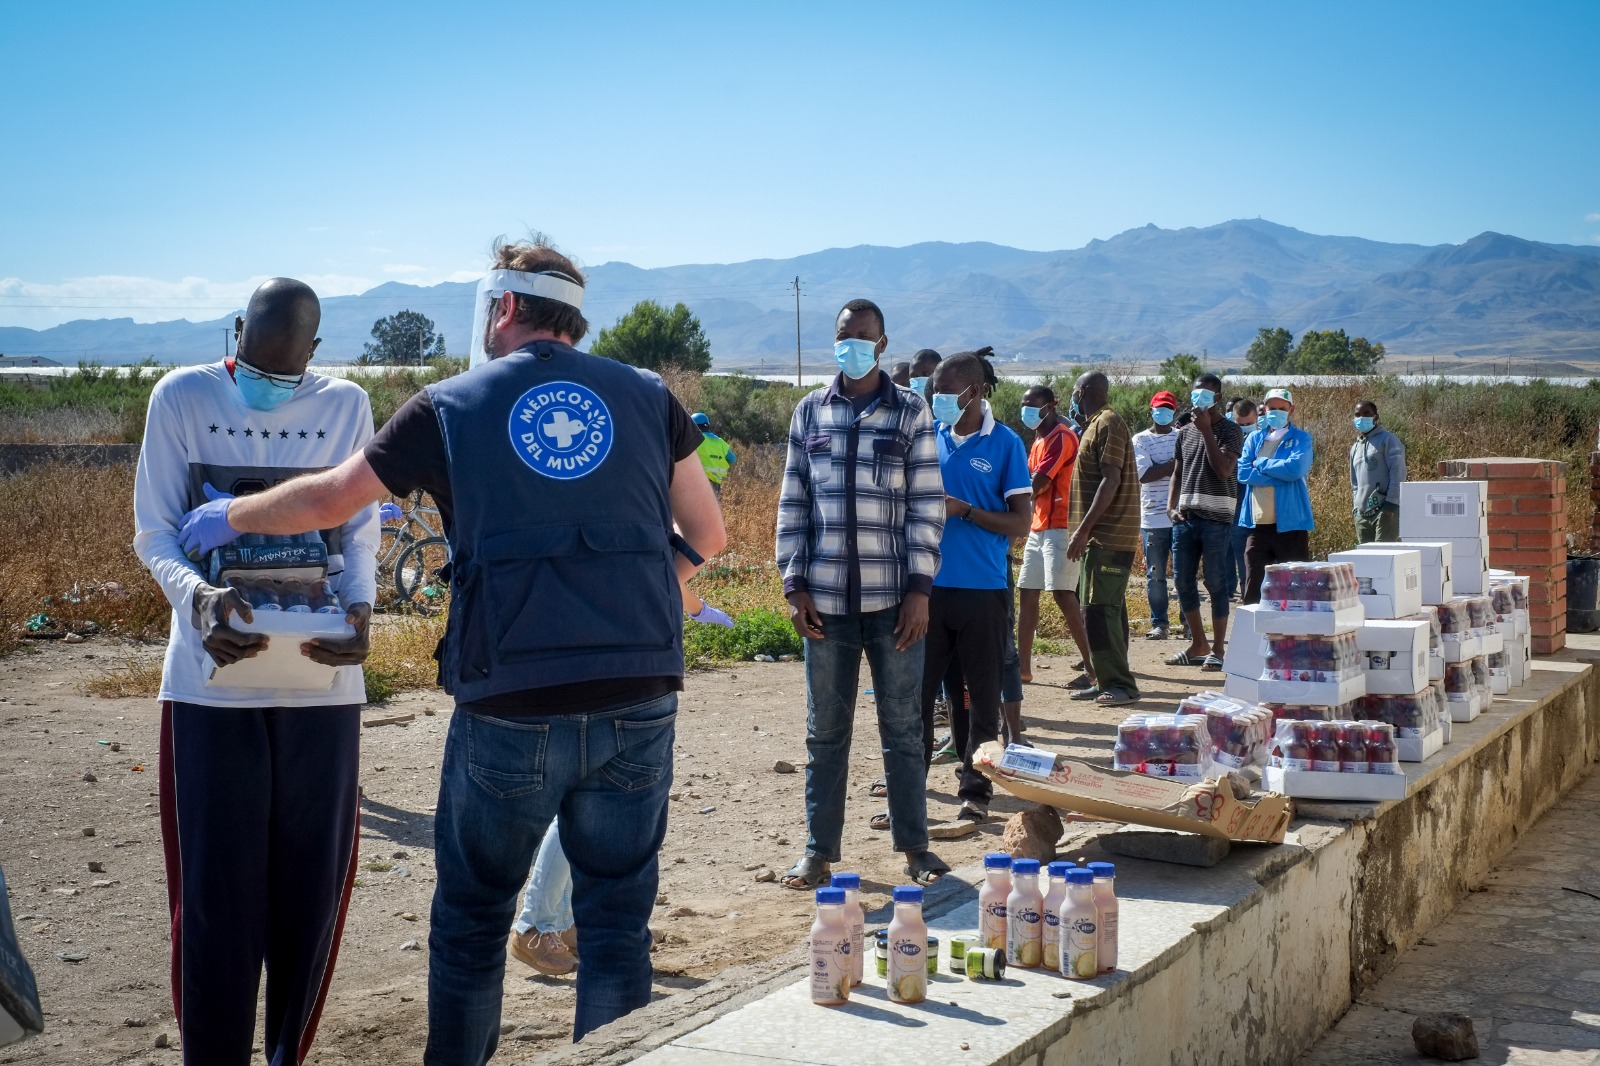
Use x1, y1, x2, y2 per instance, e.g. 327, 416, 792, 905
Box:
1237, 423, 1315, 532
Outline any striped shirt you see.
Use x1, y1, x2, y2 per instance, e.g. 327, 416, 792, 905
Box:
1069, 406, 1141, 554
776, 372, 945, 616
1175, 417, 1245, 524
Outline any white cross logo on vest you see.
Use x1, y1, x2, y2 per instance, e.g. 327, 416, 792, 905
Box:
507, 381, 615, 480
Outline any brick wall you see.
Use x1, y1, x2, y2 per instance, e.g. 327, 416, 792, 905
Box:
1438, 457, 1566, 655
1591, 452, 1600, 550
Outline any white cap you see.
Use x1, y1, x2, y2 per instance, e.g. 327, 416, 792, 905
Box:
1263, 387, 1294, 405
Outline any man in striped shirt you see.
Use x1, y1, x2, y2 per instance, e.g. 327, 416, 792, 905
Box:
775, 299, 950, 889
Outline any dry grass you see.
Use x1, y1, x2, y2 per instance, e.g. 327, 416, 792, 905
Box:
82, 655, 165, 699
0, 463, 171, 650
363, 614, 450, 703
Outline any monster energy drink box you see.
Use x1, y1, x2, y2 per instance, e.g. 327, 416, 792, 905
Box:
0, 864, 44, 1047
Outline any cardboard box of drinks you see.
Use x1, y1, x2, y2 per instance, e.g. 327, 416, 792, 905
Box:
1399, 481, 1488, 541
1329, 548, 1423, 619
1356, 619, 1431, 695
1391, 541, 1454, 605
1256, 604, 1366, 637
1255, 673, 1367, 708
1399, 726, 1446, 763
975, 742, 1292, 844
206, 611, 357, 691
1445, 537, 1489, 595
1263, 764, 1409, 802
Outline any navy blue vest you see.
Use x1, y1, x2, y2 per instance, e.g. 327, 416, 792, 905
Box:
428, 341, 683, 702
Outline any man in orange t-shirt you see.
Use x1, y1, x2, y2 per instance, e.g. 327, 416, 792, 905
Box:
1016, 384, 1094, 690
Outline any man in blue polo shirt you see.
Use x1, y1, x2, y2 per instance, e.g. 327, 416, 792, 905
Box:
920, 352, 1031, 834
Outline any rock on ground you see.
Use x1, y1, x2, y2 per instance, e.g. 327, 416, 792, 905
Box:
1411, 1013, 1479, 1060
1000, 805, 1062, 862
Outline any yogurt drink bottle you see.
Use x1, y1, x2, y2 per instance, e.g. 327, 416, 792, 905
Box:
1006, 858, 1044, 968
1041, 862, 1071, 972
886, 886, 928, 1004
809, 887, 852, 1006
1060, 869, 1099, 980
979, 852, 1012, 950
1087, 862, 1120, 973
830, 873, 865, 987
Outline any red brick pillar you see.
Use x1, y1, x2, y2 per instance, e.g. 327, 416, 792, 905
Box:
1437, 457, 1566, 655
1591, 452, 1600, 549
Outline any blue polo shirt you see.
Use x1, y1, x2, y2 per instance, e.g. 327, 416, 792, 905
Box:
935, 403, 1032, 590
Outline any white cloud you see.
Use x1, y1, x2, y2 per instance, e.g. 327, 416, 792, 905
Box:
382, 263, 428, 274
1587, 212, 1600, 223
0, 272, 380, 330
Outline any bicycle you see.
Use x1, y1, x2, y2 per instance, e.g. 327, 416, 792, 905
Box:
377, 490, 452, 612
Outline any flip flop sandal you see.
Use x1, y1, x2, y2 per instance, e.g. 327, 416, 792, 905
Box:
780, 854, 832, 890
930, 745, 959, 766
1095, 689, 1138, 707
869, 811, 891, 831
1066, 672, 1094, 690
1164, 651, 1201, 667
869, 777, 888, 797
1069, 687, 1104, 701
1199, 654, 1224, 672
903, 850, 951, 886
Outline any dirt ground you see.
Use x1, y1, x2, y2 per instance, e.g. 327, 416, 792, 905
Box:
1, 626, 1215, 1064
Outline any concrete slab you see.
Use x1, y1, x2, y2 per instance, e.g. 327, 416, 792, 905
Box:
559, 655, 1600, 1066
1100, 826, 1231, 867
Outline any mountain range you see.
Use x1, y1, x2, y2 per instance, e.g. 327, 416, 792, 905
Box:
4, 219, 1599, 370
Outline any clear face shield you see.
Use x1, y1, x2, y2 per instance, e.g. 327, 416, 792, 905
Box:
467, 268, 587, 368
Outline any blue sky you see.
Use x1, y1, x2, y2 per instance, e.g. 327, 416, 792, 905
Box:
1, 0, 1595, 328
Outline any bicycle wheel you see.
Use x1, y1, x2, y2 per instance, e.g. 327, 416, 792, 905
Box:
395, 536, 452, 613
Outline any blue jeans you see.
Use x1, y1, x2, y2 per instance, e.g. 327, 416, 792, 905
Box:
1225, 522, 1250, 602
425, 694, 676, 1061
1141, 526, 1173, 628
805, 608, 929, 860
1172, 516, 1232, 619
513, 818, 573, 935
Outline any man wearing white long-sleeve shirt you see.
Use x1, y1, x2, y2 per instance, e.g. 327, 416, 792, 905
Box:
132, 278, 377, 1066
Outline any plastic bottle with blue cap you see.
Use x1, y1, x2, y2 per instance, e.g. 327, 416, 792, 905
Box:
886, 885, 927, 1004
1060, 869, 1100, 980
979, 852, 1012, 950
1006, 859, 1044, 968
830, 872, 865, 987
1042, 861, 1073, 971
1087, 861, 1119, 972
809, 886, 851, 1005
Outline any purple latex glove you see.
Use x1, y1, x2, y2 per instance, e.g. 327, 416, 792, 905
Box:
689, 601, 734, 628
379, 502, 405, 524
178, 483, 241, 556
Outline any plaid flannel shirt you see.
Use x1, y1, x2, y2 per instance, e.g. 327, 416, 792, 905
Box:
776, 372, 945, 616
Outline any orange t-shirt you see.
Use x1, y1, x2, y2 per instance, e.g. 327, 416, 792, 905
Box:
1028, 423, 1079, 531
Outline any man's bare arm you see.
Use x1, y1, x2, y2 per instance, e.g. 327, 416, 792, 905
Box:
227, 452, 389, 535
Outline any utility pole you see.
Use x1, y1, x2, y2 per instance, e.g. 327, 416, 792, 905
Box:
222, 328, 231, 358
418, 328, 426, 368
792, 276, 802, 387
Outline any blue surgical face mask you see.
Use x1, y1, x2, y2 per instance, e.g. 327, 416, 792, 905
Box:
1354, 416, 1375, 434
834, 338, 879, 380
1069, 396, 1084, 423
234, 358, 302, 411
908, 376, 928, 394
1020, 405, 1045, 429
1190, 388, 1216, 410
1263, 408, 1290, 430
1225, 411, 1237, 422
1151, 406, 1176, 426
931, 391, 968, 427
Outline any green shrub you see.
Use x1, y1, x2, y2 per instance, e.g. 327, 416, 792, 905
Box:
683, 607, 804, 667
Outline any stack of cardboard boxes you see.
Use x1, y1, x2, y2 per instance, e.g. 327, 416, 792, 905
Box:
1329, 547, 1446, 762
1399, 481, 1489, 594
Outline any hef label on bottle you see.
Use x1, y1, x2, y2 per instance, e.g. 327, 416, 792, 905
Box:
810, 936, 851, 1004
1065, 917, 1098, 979
980, 899, 1007, 949
1007, 905, 1042, 968
888, 938, 926, 1003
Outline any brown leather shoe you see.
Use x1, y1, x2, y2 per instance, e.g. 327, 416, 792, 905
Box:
508, 928, 577, 976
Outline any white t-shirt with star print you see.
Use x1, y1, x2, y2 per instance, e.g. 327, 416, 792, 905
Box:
133, 361, 379, 708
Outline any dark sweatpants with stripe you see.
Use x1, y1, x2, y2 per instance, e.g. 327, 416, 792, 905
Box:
159, 701, 361, 1066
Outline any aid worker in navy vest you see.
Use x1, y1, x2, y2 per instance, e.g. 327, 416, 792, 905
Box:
177, 239, 727, 1060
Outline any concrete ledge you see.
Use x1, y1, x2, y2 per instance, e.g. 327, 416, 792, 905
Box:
557, 656, 1600, 1066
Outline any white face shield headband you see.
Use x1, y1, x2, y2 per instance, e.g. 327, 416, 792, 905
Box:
467, 268, 587, 367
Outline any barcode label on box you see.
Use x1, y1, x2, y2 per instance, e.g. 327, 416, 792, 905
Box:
1427, 493, 1468, 517
999, 744, 1057, 779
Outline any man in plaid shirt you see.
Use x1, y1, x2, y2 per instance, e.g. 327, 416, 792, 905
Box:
775, 298, 950, 889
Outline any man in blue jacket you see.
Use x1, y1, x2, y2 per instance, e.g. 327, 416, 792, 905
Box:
1237, 388, 1314, 604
